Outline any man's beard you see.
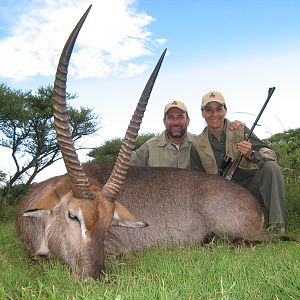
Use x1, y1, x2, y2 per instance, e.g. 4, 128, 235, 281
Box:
166, 126, 187, 139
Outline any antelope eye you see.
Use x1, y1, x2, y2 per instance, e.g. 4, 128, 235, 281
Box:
68, 211, 79, 222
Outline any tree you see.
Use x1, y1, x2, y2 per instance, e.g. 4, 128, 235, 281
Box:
88, 133, 157, 163
0, 83, 100, 195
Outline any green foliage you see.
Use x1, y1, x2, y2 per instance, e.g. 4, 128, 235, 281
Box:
0, 83, 100, 191
1, 184, 27, 206
88, 132, 157, 163
0, 194, 16, 222
284, 172, 300, 229
88, 137, 122, 163
0, 170, 6, 187
265, 128, 300, 175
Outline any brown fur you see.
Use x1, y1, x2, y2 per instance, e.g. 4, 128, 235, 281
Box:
17, 161, 267, 278
16, 175, 114, 278
81, 162, 267, 254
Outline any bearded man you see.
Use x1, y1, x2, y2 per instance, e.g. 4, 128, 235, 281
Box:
130, 100, 194, 168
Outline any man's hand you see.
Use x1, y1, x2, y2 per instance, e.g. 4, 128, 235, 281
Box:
237, 140, 253, 159
229, 120, 245, 130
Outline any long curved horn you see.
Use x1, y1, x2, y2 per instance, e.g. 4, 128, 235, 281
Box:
102, 48, 167, 202
53, 5, 95, 200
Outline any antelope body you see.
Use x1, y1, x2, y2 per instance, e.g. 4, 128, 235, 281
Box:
17, 162, 267, 275
16, 5, 266, 280
83, 162, 267, 255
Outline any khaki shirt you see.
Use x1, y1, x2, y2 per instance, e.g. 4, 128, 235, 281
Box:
130, 131, 195, 169
193, 119, 277, 175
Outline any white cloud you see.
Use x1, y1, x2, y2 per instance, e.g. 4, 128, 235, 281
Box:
0, 0, 163, 81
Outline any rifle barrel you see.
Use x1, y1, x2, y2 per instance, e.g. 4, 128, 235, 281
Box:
247, 87, 275, 140
223, 87, 276, 180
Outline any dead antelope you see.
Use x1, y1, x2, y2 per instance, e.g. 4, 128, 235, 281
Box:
17, 5, 268, 280
17, 5, 166, 279
80, 162, 267, 255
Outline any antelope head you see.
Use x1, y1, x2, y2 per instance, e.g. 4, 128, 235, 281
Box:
20, 4, 166, 279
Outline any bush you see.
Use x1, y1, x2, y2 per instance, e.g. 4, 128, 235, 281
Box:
2, 184, 27, 206
88, 132, 157, 163
0, 197, 16, 222
283, 170, 300, 229
265, 128, 300, 175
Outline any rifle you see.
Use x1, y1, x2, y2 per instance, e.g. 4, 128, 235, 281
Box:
219, 87, 276, 180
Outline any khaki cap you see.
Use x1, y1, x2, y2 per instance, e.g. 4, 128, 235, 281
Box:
164, 100, 188, 114
201, 91, 225, 108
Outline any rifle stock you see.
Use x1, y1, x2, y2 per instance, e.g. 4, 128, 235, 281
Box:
224, 154, 242, 180
221, 87, 276, 180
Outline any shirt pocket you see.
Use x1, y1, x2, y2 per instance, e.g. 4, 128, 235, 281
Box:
202, 159, 214, 169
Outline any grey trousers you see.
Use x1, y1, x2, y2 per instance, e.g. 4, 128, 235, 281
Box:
234, 161, 286, 227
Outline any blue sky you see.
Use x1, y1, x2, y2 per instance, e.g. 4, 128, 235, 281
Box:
1, 0, 300, 181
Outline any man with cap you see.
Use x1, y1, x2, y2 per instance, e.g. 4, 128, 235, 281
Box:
130, 100, 195, 168
192, 91, 286, 232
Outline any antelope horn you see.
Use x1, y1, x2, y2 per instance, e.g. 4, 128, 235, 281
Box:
102, 48, 167, 202
52, 5, 95, 200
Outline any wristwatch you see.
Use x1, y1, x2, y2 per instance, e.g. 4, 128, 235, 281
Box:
247, 150, 260, 162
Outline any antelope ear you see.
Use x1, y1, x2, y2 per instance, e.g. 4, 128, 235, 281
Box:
23, 209, 50, 218
112, 201, 148, 228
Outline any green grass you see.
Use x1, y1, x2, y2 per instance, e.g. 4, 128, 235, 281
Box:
0, 173, 299, 299
0, 220, 299, 299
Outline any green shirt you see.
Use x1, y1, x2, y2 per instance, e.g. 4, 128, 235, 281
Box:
192, 119, 276, 187
130, 130, 195, 169
208, 126, 227, 169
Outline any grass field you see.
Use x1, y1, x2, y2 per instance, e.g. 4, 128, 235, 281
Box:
0, 218, 299, 299
0, 170, 299, 299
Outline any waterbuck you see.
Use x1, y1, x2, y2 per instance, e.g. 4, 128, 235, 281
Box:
17, 5, 166, 279
17, 5, 267, 279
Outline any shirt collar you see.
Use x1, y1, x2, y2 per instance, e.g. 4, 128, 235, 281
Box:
208, 119, 227, 142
